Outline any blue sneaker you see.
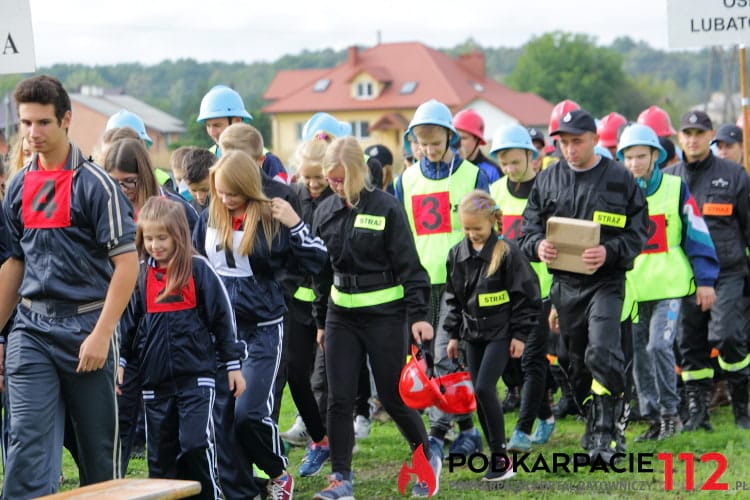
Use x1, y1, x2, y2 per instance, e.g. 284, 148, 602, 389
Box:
448, 428, 482, 456
312, 472, 354, 499
507, 429, 532, 452
530, 418, 556, 444
299, 443, 331, 477
411, 437, 442, 497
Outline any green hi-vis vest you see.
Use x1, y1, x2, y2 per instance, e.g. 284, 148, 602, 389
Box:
154, 168, 172, 187
401, 160, 479, 285
491, 177, 552, 299
627, 173, 694, 303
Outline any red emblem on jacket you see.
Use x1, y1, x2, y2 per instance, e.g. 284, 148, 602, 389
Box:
146, 267, 197, 313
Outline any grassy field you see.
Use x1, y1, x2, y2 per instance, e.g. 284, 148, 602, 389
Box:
6, 385, 750, 499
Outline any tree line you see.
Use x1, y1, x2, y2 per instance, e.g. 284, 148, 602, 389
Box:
0, 33, 740, 148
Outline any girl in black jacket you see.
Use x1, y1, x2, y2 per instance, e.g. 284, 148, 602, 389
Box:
444, 190, 540, 481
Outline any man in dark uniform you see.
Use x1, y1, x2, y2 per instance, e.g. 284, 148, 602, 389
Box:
0, 75, 139, 498
665, 111, 750, 430
520, 109, 648, 461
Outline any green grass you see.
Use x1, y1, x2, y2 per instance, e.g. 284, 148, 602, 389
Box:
8, 385, 750, 499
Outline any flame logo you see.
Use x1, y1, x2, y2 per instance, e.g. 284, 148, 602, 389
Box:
397, 443, 436, 496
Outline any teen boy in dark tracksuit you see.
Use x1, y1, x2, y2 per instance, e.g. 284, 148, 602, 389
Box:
0, 75, 139, 498
520, 109, 648, 462
119, 255, 247, 500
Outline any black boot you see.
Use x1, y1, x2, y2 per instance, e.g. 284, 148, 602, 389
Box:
550, 365, 579, 419
683, 386, 712, 431
502, 385, 521, 413
588, 395, 621, 463
728, 380, 750, 429
580, 398, 593, 451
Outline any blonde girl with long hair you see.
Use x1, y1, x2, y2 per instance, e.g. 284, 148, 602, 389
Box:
193, 149, 327, 500
444, 189, 541, 482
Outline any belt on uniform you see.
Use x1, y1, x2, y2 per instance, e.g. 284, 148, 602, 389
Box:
333, 270, 394, 289
20, 298, 105, 317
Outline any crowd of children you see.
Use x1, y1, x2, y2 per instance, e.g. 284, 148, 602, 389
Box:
0, 73, 749, 500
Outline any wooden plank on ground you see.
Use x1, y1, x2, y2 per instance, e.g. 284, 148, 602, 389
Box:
36, 478, 202, 499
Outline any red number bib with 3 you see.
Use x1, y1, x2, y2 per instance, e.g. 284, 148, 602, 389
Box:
412, 192, 452, 236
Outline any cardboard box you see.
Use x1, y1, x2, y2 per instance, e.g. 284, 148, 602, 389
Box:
545, 217, 601, 275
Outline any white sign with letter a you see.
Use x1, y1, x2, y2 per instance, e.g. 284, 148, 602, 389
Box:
0, 0, 36, 75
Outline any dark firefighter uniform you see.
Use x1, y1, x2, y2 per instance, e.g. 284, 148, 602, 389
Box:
520, 112, 648, 461
665, 150, 750, 429
312, 188, 431, 480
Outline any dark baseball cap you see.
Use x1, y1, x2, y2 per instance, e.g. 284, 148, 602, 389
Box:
679, 110, 713, 132
528, 128, 546, 147
549, 109, 597, 136
364, 144, 394, 167
711, 124, 743, 145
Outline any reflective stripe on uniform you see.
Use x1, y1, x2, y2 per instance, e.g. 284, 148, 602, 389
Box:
591, 378, 612, 396
718, 353, 750, 373
330, 284, 404, 308
680, 367, 714, 382
293, 286, 315, 302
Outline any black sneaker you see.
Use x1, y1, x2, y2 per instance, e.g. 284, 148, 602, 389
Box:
658, 414, 683, 440
634, 419, 661, 442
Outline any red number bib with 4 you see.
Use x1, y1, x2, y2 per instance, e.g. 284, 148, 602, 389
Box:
22, 170, 74, 229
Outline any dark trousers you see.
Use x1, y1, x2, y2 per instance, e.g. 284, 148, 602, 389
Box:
679, 273, 749, 388
118, 361, 145, 476
516, 299, 553, 434
325, 309, 428, 478
551, 276, 626, 402
287, 305, 327, 442
467, 337, 511, 455
4, 307, 119, 499
143, 383, 219, 500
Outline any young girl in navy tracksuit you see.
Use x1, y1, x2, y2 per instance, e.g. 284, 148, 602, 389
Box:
118, 196, 247, 500
443, 190, 540, 481
193, 149, 327, 500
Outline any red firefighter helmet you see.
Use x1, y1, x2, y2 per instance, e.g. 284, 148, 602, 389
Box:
399, 345, 446, 410
548, 99, 580, 135
597, 112, 627, 148
453, 109, 486, 145
637, 105, 676, 137
434, 370, 477, 414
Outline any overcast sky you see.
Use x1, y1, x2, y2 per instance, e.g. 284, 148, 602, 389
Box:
28, 0, 672, 67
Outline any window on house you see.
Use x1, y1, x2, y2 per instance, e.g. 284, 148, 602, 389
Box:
350, 121, 370, 139
356, 81, 374, 99
313, 79, 330, 92
400, 81, 418, 94
296, 122, 305, 141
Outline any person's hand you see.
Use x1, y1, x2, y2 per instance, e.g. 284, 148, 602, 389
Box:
510, 338, 525, 358
228, 370, 246, 398
116, 365, 124, 395
317, 329, 326, 350
695, 286, 716, 312
537, 239, 558, 264
411, 321, 434, 344
447, 338, 459, 360
270, 198, 301, 228
548, 306, 560, 334
77, 331, 111, 373
582, 245, 607, 272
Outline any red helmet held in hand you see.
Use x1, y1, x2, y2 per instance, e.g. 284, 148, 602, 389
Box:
435, 370, 477, 414
399, 345, 446, 410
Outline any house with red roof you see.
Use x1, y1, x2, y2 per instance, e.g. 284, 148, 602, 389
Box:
262, 41, 554, 169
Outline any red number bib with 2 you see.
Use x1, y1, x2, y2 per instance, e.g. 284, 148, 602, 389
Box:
642, 214, 667, 254
412, 191, 452, 236
22, 170, 74, 229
